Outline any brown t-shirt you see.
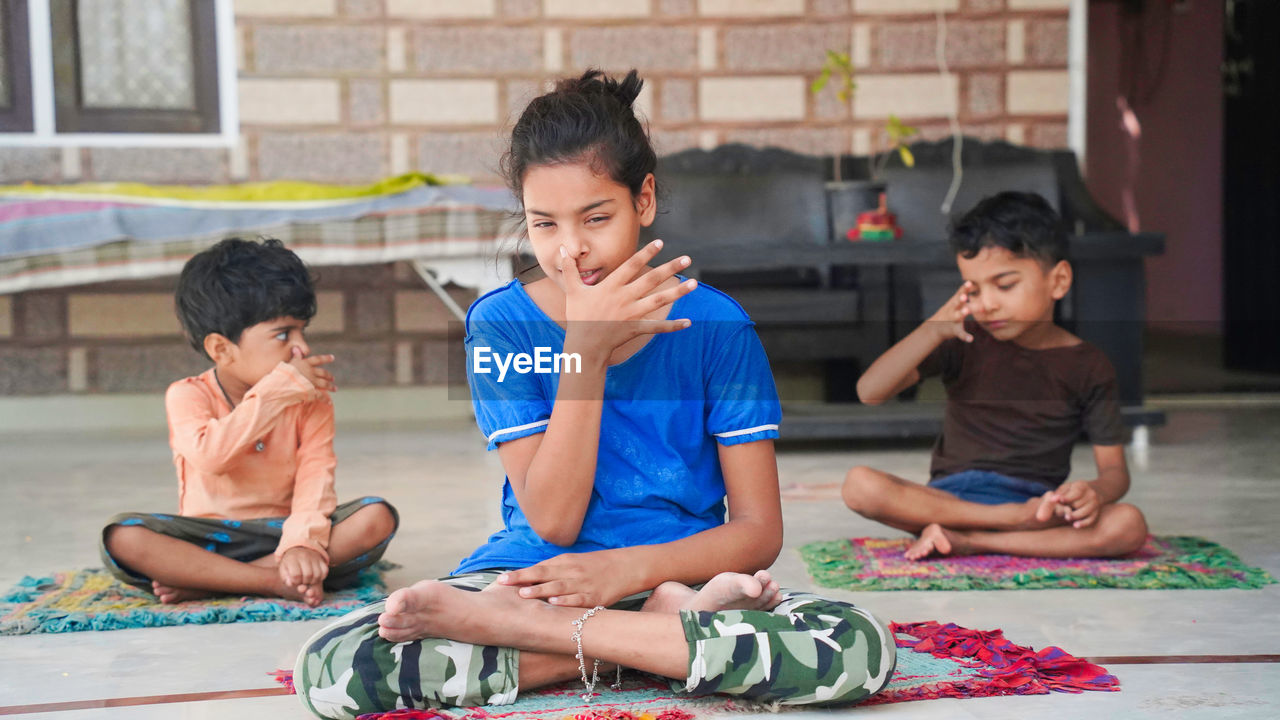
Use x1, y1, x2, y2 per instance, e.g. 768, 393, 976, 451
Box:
918, 321, 1127, 489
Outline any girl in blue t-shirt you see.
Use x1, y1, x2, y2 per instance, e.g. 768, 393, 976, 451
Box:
294, 69, 894, 720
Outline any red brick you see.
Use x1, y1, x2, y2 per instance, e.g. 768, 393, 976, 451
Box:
723, 24, 851, 72
961, 122, 1005, 141
721, 128, 848, 156
94, 344, 207, 393
966, 72, 1003, 118
253, 25, 384, 74
348, 79, 386, 127
963, 0, 1003, 12
257, 132, 386, 182
1027, 18, 1069, 66
413, 27, 542, 74
320, 340, 395, 387
354, 290, 393, 336
1029, 122, 1068, 149
501, 0, 540, 18
88, 148, 228, 184
315, 263, 395, 288
421, 337, 456, 385
876, 20, 1004, 70
0, 346, 68, 395
17, 293, 66, 339
813, 78, 851, 121
659, 0, 696, 16
505, 79, 547, 120
416, 132, 506, 179
569, 27, 697, 72
340, 0, 383, 16
651, 130, 702, 156
659, 78, 696, 123
812, 0, 851, 16
0, 149, 61, 183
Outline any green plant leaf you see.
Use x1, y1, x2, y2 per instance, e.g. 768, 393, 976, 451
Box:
898, 145, 915, 168
811, 67, 831, 94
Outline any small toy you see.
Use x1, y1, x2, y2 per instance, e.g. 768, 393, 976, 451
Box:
847, 192, 903, 242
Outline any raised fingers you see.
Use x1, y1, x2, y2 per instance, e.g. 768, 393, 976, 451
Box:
631, 253, 692, 295
641, 277, 698, 312
610, 239, 666, 284
638, 318, 693, 336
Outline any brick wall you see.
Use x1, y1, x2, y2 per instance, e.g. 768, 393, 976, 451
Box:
0, 0, 1072, 185
0, 263, 475, 396
0, 0, 1072, 395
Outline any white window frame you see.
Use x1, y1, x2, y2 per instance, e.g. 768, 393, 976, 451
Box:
0, 0, 238, 147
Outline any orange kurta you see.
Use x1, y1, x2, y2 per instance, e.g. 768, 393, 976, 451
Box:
164, 363, 337, 561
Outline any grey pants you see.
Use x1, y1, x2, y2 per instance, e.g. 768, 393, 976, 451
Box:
100, 496, 398, 590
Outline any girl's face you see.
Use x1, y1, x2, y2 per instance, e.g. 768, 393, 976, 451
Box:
521, 161, 656, 292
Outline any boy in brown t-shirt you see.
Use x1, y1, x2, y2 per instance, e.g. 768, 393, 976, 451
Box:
842, 192, 1149, 559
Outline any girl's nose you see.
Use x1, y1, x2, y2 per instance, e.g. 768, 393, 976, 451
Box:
560, 235, 589, 260
294, 336, 311, 358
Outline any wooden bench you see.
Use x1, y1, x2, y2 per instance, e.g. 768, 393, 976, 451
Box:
643, 138, 1166, 440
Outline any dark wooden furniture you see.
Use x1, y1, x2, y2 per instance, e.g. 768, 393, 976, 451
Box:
643, 139, 1166, 440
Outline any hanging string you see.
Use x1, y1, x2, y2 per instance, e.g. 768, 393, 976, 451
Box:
936, 9, 964, 216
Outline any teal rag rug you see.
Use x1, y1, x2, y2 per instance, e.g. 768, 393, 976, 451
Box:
0, 562, 392, 635
800, 535, 1276, 591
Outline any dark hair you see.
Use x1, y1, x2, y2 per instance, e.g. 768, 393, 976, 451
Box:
175, 237, 316, 359
501, 68, 657, 204
948, 191, 1068, 267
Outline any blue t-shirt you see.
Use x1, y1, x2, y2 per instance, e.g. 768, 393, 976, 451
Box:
453, 278, 781, 574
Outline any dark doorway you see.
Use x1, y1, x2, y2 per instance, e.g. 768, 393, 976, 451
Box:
1223, 0, 1280, 373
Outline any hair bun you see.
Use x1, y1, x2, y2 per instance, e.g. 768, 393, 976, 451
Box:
556, 68, 644, 109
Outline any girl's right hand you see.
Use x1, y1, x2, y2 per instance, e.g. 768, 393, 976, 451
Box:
561, 239, 697, 358
927, 280, 975, 343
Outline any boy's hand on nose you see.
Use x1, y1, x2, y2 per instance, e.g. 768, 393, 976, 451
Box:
928, 281, 975, 343
289, 346, 337, 393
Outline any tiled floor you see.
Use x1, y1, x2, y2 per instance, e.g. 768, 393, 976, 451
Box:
2, 399, 1278, 718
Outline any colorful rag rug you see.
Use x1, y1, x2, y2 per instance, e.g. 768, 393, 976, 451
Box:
273, 620, 1117, 719
0, 562, 393, 635
800, 535, 1276, 591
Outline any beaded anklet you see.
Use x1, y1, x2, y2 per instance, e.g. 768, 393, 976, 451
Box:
571, 605, 623, 702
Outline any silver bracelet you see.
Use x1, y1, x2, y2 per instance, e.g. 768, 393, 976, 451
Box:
570, 605, 624, 702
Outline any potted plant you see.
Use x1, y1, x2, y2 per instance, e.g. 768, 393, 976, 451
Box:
812, 50, 919, 241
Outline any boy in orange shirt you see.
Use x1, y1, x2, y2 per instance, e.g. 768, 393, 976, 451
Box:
101, 238, 398, 606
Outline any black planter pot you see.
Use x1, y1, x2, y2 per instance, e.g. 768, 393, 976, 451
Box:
825, 180, 885, 242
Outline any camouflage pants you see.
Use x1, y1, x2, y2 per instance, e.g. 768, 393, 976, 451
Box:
293, 572, 895, 719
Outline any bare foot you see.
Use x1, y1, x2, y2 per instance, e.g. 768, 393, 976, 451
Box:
379, 579, 548, 645
904, 523, 970, 560
150, 580, 212, 604
641, 581, 697, 614
643, 571, 782, 615
149, 575, 320, 606
687, 571, 780, 612
287, 580, 324, 607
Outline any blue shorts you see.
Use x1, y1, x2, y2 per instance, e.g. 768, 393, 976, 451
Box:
928, 470, 1053, 505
